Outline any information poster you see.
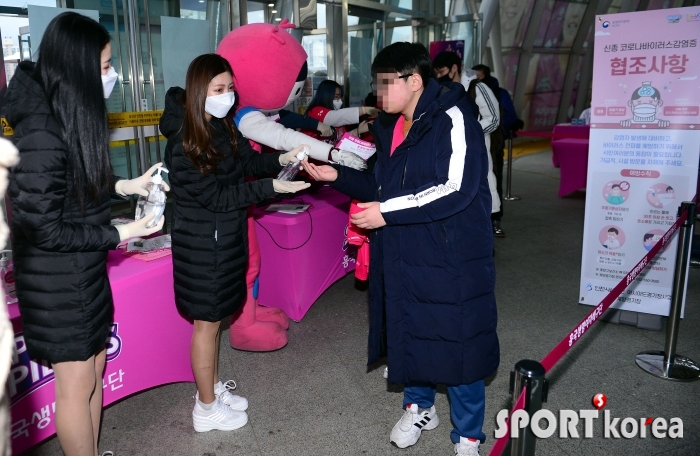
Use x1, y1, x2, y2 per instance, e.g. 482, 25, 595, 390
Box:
579, 7, 700, 316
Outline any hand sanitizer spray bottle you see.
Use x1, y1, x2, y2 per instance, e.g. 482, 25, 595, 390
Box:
0, 250, 16, 304
134, 167, 169, 228
276, 146, 309, 181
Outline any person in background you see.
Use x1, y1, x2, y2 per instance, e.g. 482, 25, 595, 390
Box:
472, 64, 524, 237
160, 53, 309, 433
472, 64, 520, 135
303, 42, 498, 456
579, 106, 592, 125
276, 108, 334, 138
301, 80, 380, 143
433, 51, 503, 238
6, 12, 164, 456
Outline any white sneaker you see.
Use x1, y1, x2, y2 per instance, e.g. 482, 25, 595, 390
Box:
192, 397, 248, 432
454, 437, 480, 456
215, 380, 248, 411
383, 366, 388, 379
101, 452, 114, 456
389, 404, 439, 448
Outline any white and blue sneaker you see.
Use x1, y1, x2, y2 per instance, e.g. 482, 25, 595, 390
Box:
389, 403, 439, 448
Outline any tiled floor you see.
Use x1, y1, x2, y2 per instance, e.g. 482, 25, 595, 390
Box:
26, 151, 700, 455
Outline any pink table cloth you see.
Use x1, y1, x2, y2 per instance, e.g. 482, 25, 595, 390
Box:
8, 252, 193, 454
254, 186, 356, 321
551, 124, 590, 167
553, 138, 590, 197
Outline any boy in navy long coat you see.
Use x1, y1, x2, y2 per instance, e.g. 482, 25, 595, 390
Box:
303, 42, 499, 456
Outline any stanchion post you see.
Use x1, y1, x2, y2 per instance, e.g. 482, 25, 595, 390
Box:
635, 202, 700, 381
504, 132, 521, 201
509, 360, 548, 456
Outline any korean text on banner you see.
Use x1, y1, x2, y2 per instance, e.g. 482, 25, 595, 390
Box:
579, 7, 700, 317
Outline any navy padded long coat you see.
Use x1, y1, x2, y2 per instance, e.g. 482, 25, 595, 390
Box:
161, 88, 283, 322
6, 62, 122, 362
330, 79, 499, 386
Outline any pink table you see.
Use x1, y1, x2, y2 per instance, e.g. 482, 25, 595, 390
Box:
8, 252, 193, 454
553, 138, 590, 197
551, 124, 590, 167
254, 186, 356, 321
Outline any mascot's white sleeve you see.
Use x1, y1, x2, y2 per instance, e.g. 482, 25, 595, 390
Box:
320, 108, 360, 127
235, 107, 332, 162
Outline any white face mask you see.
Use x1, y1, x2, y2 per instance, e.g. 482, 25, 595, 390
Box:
633, 103, 656, 118
333, 99, 343, 110
205, 92, 236, 118
102, 67, 118, 99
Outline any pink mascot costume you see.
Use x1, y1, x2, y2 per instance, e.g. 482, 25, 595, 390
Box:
217, 20, 367, 351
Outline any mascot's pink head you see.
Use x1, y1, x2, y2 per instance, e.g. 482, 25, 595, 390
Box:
216, 19, 308, 110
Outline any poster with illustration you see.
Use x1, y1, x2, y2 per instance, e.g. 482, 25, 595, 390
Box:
578, 7, 700, 317
520, 1, 588, 130
501, 0, 537, 49
428, 40, 465, 61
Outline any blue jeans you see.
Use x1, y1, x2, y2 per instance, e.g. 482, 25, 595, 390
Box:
403, 380, 486, 444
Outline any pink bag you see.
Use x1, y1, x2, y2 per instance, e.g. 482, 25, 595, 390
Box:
347, 200, 370, 281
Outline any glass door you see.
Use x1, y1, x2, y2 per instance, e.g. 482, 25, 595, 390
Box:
347, 14, 379, 107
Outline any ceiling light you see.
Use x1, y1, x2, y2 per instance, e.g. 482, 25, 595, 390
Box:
275, 17, 282, 21
271, 9, 277, 13
268, 3, 275, 6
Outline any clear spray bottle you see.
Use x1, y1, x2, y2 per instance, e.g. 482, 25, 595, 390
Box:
276, 146, 310, 181
134, 167, 169, 229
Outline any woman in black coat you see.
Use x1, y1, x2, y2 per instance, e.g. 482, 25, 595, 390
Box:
160, 54, 309, 433
6, 13, 165, 456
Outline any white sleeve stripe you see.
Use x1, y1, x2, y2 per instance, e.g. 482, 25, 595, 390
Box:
476, 83, 499, 134
380, 106, 468, 214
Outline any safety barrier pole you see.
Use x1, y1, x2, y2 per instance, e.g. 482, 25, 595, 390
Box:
508, 360, 547, 456
504, 134, 521, 201
636, 201, 700, 382
489, 201, 695, 455
488, 387, 527, 456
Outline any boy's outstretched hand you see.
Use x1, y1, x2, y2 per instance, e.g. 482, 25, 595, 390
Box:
302, 161, 338, 182
351, 202, 386, 230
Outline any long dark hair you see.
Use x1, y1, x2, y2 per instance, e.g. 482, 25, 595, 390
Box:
182, 54, 238, 175
36, 12, 112, 208
304, 80, 341, 115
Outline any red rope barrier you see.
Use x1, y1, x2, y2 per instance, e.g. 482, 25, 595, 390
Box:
488, 386, 528, 456
540, 205, 691, 372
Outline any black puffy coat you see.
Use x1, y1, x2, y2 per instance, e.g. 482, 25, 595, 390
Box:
161, 88, 283, 322
6, 62, 122, 363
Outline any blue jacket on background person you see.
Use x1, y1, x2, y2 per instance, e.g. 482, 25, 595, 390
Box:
329, 78, 499, 386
